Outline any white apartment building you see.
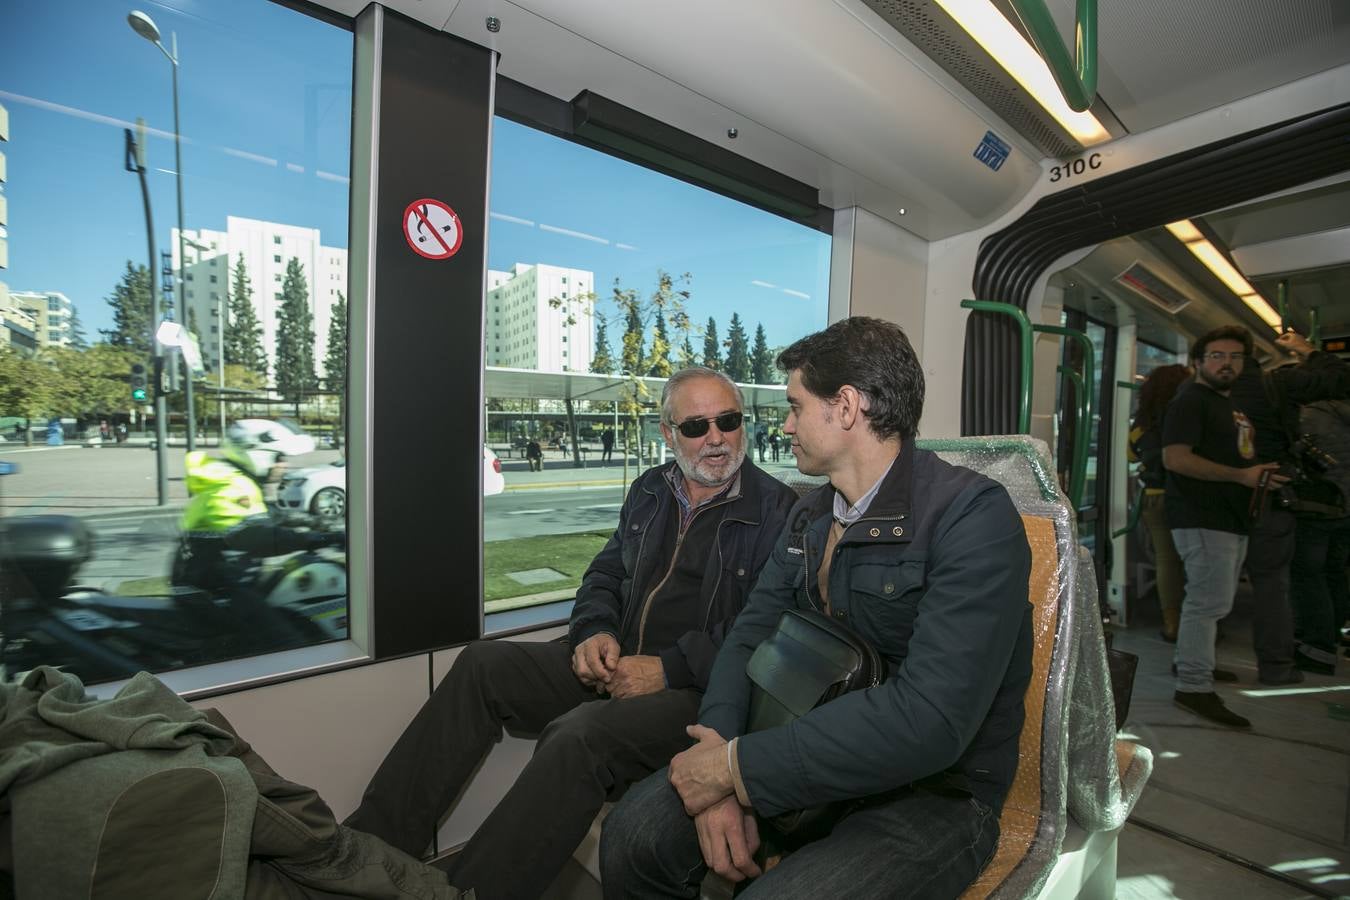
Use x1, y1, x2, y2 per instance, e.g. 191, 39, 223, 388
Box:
9, 290, 76, 347
175, 217, 347, 377
486, 263, 594, 372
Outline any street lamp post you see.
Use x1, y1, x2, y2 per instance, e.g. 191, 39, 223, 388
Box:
128, 10, 194, 451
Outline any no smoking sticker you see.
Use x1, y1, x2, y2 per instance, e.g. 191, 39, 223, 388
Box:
403, 198, 464, 260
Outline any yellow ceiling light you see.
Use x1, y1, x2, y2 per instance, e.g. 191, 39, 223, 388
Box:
933, 0, 1111, 146
1166, 219, 1282, 330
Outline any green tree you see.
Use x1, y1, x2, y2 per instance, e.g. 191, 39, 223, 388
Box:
324, 292, 348, 391
750, 323, 773, 384
649, 309, 672, 377
618, 282, 644, 376
591, 312, 615, 375
274, 257, 317, 401
702, 316, 722, 370
46, 344, 141, 421
0, 347, 54, 443
225, 256, 267, 378
187, 306, 201, 341
680, 336, 697, 369
68, 305, 89, 350
99, 262, 153, 355
724, 313, 750, 382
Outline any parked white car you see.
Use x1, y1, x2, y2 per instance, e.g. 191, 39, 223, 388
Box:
277, 448, 505, 524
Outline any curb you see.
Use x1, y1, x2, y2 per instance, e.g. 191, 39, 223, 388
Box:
503, 480, 625, 492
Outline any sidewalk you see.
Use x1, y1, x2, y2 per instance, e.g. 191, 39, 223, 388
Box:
498, 453, 800, 491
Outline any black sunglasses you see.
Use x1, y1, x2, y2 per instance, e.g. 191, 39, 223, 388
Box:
672, 412, 743, 439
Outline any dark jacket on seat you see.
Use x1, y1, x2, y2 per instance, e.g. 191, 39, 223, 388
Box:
568, 459, 797, 691
699, 441, 1033, 817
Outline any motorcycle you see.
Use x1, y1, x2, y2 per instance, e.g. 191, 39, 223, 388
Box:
0, 514, 347, 684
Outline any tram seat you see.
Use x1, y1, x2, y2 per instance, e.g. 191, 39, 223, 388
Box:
573, 437, 1150, 899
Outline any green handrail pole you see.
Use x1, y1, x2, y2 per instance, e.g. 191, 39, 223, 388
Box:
1111, 488, 1143, 539
1057, 365, 1087, 509
1117, 380, 1140, 391
1034, 325, 1095, 510
1310, 307, 1320, 345
960, 300, 1034, 434
1277, 280, 1289, 332
1008, 0, 1098, 113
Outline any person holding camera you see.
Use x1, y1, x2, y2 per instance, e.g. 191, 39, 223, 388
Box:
1229, 328, 1350, 686
1163, 327, 1287, 728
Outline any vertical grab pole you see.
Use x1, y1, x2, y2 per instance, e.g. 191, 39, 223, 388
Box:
960, 300, 1034, 434
1057, 366, 1087, 509
1033, 325, 1095, 511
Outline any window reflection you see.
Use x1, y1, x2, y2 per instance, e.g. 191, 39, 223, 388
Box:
0, 0, 353, 683
483, 118, 830, 612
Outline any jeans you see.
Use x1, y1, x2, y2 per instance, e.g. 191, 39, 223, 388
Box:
1140, 493, 1184, 631
600, 769, 999, 900
345, 640, 700, 900
1243, 506, 1298, 678
1291, 515, 1350, 656
1172, 528, 1247, 692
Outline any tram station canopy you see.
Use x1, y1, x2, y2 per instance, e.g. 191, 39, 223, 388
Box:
485, 367, 789, 408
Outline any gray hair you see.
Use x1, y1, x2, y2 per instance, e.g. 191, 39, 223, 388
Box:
660, 367, 744, 423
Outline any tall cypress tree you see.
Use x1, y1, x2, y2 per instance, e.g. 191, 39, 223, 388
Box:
225, 256, 267, 377
324, 292, 348, 391
275, 257, 317, 400
750, 323, 773, 384
68, 305, 89, 350
591, 312, 615, 375
702, 316, 722, 371
618, 282, 644, 377
99, 262, 153, 355
648, 309, 672, 377
724, 313, 750, 382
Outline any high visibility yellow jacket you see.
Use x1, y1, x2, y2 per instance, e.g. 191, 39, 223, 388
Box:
181, 451, 267, 533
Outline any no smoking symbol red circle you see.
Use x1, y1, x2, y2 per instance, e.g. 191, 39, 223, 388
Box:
403, 198, 464, 260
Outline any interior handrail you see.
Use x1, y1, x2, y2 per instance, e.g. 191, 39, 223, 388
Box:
1112, 378, 1142, 538
1008, 0, 1099, 113
959, 299, 1034, 434
1034, 324, 1096, 511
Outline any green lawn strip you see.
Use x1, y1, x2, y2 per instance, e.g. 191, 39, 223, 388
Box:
114, 575, 172, 596
484, 531, 610, 604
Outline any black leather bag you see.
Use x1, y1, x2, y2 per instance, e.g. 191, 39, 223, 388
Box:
745, 608, 887, 840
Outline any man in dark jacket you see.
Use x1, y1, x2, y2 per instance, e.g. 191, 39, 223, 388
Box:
345, 366, 796, 900
1228, 329, 1350, 683
600, 318, 1033, 899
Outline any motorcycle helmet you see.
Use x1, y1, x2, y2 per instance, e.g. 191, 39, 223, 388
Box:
223, 419, 317, 478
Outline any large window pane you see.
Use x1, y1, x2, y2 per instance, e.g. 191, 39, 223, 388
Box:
483, 118, 831, 613
0, 0, 353, 683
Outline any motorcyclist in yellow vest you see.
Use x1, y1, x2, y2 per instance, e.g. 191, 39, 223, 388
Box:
172, 419, 324, 651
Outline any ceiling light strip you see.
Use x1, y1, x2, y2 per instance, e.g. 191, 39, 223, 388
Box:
933, 0, 1110, 145
1165, 220, 1282, 330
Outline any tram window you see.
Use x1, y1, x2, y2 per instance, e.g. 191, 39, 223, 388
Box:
482, 117, 831, 615
0, 0, 354, 683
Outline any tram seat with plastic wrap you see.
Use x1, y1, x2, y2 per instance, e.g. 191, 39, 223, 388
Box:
572, 436, 1152, 899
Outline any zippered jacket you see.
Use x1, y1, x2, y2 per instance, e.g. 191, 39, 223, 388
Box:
568, 459, 797, 691
699, 441, 1034, 816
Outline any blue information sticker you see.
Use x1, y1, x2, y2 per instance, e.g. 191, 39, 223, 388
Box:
974, 131, 1011, 171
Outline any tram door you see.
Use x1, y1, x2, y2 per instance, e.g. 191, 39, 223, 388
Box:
1057, 310, 1116, 611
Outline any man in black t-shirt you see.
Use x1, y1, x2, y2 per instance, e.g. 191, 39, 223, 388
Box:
1163, 325, 1285, 728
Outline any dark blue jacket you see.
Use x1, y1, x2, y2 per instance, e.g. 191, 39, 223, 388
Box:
699, 441, 1033, 816
568, 459, 797, 691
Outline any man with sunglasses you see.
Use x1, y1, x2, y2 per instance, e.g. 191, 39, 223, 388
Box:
346, 366, 796, 900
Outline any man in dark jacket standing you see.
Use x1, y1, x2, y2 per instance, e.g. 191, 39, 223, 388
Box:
600, 318, 1033, 899
345, 366, 796, 900
1228, 329, 1350, 683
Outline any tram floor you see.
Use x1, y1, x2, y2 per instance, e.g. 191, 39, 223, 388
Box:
1113, 578, 1350, 899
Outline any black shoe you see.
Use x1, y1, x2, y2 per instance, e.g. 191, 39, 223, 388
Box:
1257, 669, 1305, 686
1171, 664, 1239, 682
1294, 649, 1336, 676
1174, 691, 1251, 728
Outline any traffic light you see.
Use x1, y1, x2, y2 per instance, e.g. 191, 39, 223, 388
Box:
130, 363, 148, 403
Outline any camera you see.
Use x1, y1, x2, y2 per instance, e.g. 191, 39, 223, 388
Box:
1272, 435, 1338, 510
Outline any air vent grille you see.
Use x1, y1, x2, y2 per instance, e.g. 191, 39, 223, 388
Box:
1115, 262, 1191, 314
862, 0, 1079, 158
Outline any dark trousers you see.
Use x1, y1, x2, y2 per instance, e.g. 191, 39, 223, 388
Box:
344, 640, 700, 900
1292, 515, 1350, 656
600, 770, 998, 899
1244, 506, 1298, 679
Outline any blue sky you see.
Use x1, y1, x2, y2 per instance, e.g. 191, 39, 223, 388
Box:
3, 0, 830, 350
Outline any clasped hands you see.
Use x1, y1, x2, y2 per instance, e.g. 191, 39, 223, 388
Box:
570, 633, 664, 699
669, 724, 763, 883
